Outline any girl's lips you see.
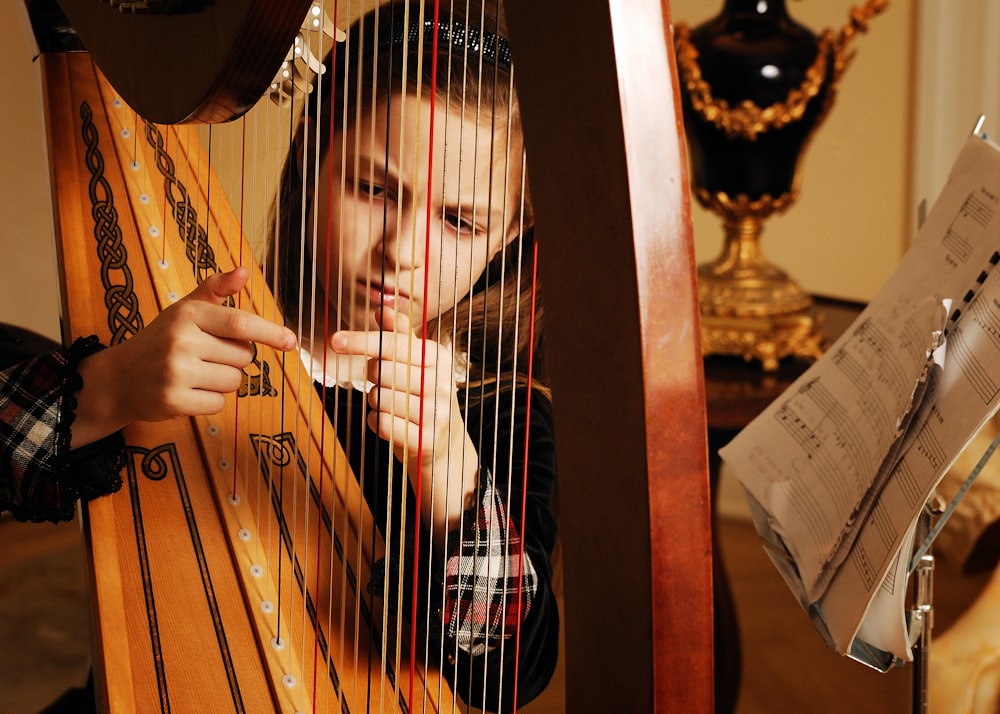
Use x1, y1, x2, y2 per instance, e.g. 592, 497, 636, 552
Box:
358, 280, 409, 308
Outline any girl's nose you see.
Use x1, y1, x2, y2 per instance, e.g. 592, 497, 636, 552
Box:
377, 208, 426, 270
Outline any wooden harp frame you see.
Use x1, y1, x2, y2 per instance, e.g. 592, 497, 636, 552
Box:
34, 0, 713, 710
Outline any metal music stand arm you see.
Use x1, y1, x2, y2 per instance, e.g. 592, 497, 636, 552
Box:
909, 499, 941, 714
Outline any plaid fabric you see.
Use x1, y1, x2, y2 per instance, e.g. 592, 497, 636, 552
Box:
443, 468, 538, 656
0, 337, 124, 522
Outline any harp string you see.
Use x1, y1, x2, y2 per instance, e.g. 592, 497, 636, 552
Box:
310, 7, 334, 706
298, 17, 314, 690
334, 3, 358, 704
408, 0, 437, 704
367, 4, 389, 704
392, 1, 416, 698
490, 38, 515, 710
427, 3, 456, 707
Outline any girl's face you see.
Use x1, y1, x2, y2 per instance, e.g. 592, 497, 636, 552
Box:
310, 93, 524, 334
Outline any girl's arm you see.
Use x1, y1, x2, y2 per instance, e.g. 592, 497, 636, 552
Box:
0, 268, 297, 522
443, 391, 560, 709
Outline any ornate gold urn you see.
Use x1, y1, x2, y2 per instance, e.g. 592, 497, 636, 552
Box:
676, 0, 887, 371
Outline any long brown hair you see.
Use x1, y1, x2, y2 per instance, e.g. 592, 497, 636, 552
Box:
266, 0, 547, 401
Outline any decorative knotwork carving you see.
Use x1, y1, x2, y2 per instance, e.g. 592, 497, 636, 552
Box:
143, 121, 220, 286
239, 344, 277, 398
80, 101, 145, 345
130, 442, 179, 482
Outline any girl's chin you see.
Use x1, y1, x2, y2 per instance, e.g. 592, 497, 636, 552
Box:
342, 300, 419, 331
337, 310, 385, 333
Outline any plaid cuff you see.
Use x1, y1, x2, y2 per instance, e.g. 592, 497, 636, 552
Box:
442, 468, 538, 655
1, 336, 124, 522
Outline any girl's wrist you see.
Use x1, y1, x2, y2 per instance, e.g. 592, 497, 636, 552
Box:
72, 348, 129, 449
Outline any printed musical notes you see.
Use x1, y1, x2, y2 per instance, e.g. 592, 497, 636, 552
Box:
942, 189, 997, 262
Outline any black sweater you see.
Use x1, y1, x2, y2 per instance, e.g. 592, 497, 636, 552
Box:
321, 382, 559, 712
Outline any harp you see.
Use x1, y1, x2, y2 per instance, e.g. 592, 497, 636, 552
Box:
31, 0, 713, 711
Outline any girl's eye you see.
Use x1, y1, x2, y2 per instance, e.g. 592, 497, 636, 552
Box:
445, 212, 477, 236
356, 179, 385, 198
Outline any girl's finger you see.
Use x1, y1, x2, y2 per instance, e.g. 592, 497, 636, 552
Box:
366, 359, 424, 392
333, 329, 424, 362
366, 410, 421, 453
196, 335, 257, 370
184, 266, 249, 306
367, 387, 422, 422
192, 303, 297, 352
376, 305, 413, 335
191, 362, 246, 395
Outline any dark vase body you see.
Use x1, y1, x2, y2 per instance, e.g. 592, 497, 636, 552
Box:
682, 0, 832, 201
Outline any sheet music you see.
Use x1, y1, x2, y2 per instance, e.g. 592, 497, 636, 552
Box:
822, 262, 1000, 656
721, 134, 1000, 659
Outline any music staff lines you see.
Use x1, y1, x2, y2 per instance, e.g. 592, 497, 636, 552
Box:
834, 318, 919, 401
879, 547, 899, 595
775, 381, 874, 518
950, 297, 1000, 404
867, 501, 895, 553
850, 502, 903, 593
942, 189, 997, 262
913, 426, 946, 475
785, 478, 838, 560
850, 543, 876, 592
894, 459, 921, 509
852, 501, 905, 594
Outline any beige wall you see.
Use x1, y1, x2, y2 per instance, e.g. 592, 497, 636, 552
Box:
1, 2, 989, 343
2, 3, 62, 341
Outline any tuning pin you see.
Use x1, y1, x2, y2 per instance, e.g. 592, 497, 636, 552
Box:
266, 3, 343, 107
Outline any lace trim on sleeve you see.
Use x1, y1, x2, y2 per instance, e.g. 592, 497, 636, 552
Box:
53, 336, 125, 511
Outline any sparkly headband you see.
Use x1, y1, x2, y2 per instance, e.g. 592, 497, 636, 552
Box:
376, 18, 513, 72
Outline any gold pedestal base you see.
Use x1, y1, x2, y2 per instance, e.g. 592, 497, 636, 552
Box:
697, 257, 827, 371
700, 310, 825, 372
696, 206, 828, 371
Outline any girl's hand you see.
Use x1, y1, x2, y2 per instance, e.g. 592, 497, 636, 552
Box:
331, 308, 478, 539
73, 267, 297, 448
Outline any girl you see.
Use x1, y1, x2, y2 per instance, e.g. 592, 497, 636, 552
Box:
268, 1, 559, 710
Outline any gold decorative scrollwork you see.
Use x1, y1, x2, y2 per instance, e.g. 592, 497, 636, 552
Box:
694, 188, 798, 223
674, 0, 888, 142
